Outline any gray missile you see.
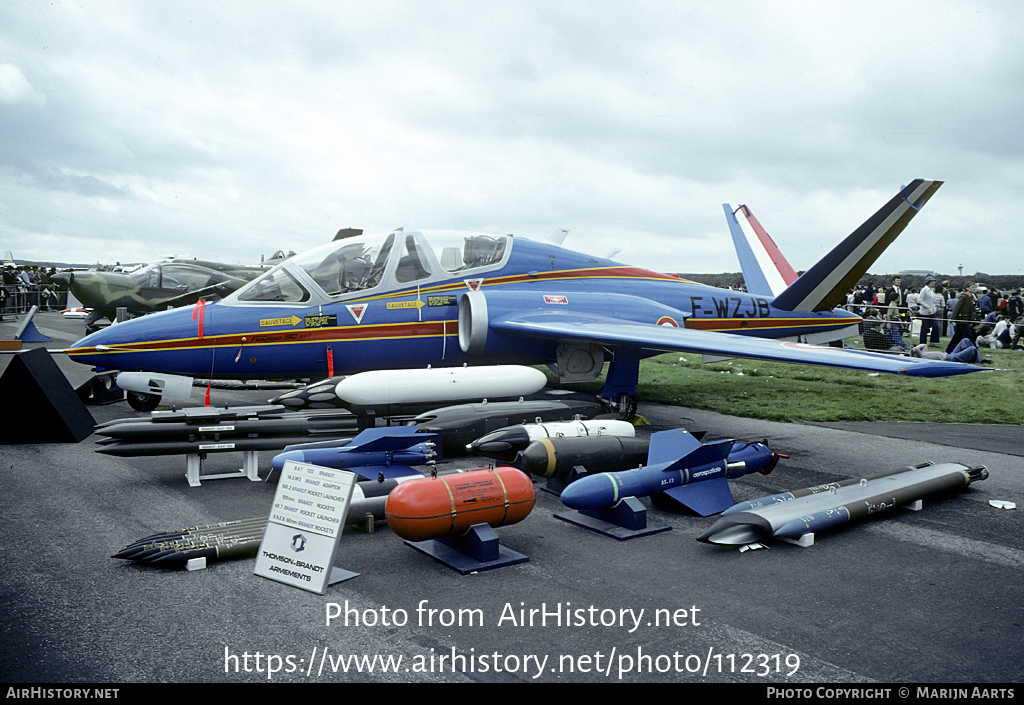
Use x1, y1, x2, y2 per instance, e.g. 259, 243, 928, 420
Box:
697, 462, 988, 546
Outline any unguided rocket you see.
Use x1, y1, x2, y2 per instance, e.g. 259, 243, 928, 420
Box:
696, 462, 988, 546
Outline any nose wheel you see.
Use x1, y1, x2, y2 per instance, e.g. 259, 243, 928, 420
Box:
127, 391, 161, 412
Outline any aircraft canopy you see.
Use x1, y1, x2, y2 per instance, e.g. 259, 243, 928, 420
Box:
230, 230, 510, 304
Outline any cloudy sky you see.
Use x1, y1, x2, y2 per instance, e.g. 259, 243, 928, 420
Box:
2, 1, 1022, 276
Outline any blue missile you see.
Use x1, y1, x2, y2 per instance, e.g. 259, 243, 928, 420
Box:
558, 429, 782, 516
270, 426, 438, 480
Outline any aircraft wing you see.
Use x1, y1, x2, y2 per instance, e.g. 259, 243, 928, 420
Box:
489, 310, 987, 378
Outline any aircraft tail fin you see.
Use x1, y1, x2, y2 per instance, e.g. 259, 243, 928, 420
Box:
770, 179, 943, 312
724, 203, 799, 297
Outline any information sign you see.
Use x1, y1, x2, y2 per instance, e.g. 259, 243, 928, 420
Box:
254, 461, 358, 594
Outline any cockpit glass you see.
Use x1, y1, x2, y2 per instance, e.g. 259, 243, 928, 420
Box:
293, 233, 396, 296
236, 267, 310, 303
131, 264, 161, 289
420, 231, 509, 273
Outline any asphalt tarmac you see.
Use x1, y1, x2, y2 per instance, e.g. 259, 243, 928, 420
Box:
2, 311, 1022, 685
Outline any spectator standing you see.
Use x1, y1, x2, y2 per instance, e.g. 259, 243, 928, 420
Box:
917, 276, 941, 346
947, 283, 978, 353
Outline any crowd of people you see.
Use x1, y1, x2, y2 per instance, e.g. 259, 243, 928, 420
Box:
848, 277, 1023, 363
1, 265, 68, 318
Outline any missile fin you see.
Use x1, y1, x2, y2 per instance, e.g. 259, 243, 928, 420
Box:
645, 428, 702, 465
662, 438, 734, 474
661, 477, 736, 517
341, 426, 426, 453
347, 464, 422, 481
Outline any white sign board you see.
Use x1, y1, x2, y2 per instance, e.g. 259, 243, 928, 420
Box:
254, 461, 357, 594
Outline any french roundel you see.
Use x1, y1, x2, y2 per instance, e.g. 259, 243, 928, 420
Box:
657, 316, 679, 327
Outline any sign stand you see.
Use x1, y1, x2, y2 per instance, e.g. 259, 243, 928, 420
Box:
254, 461, 359, 594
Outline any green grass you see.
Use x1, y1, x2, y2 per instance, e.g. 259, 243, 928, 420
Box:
547, 339, 1024, 425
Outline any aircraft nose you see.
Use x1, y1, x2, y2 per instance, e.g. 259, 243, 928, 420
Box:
68, 323, 119, 358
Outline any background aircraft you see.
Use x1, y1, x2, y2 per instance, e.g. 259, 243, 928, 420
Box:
51, 259, 267, 331
65, 179, 987, 415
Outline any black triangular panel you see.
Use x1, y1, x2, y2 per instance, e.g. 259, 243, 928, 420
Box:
0, 348, 96, 443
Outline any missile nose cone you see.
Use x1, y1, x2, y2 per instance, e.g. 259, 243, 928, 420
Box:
559, 474, 619, 511
476, 440, 513, 455
696, 523, 761, 545
468, 427, 530, 460
271, 450, 302, 472
517, 442, 551, 476
696, 512, 771, 545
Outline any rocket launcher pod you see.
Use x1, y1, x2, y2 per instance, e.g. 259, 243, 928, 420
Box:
385, 466, 535, 542
697, 462, 988, 546
469, 419, 635, 462
558, 429, 781, 516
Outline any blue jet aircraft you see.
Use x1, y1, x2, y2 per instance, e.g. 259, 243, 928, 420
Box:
65, 179, 986, 416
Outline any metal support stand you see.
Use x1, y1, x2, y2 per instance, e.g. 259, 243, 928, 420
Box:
540, 465, 588, 496
185, 450, 261, 487
403, 524, 529, 574
555, 496, 671, 541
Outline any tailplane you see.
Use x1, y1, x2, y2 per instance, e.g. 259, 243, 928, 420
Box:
771, 179, 942, 312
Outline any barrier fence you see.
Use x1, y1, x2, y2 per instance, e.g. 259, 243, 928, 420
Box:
1, 285, 68, 316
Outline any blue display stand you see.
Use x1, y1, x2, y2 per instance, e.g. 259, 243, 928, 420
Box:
555, 496, 670, 541
404, 524, 529, 575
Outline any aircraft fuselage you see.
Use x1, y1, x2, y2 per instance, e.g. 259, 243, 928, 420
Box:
66, 232, 859, 380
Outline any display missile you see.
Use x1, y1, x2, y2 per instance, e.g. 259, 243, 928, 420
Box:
270, 364, 548, 414
270, 426, 439, 479
95, 409, 358, 440
697, 462, 988, 546
95, 434, 357, 457
468, 419, 636, 462
558, 430, 781, 516
516, 435, 651, 478
95, 406, 360, 457
716, 463, 930, 517
96, 404, 292, 428
412, 397, 607, 456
